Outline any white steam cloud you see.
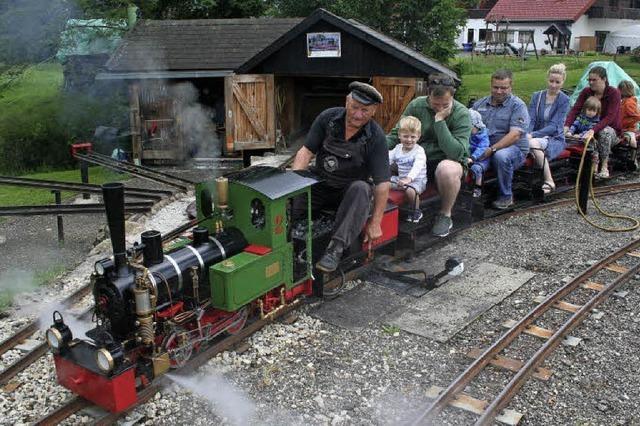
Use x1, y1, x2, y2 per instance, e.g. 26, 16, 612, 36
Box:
167, 372, 256, 425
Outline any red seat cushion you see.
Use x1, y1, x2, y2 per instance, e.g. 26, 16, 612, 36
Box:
555, 149, 572, 159
388, 183, 438, 205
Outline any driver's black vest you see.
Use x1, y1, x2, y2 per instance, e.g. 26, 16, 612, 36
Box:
312, 119, 370, 190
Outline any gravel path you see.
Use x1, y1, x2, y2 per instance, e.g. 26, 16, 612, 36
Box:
2, 171, 640, 425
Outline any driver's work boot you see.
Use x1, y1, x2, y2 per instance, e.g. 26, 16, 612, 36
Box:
315, 240, 344, 273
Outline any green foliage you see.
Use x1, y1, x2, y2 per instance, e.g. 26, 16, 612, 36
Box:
269, 0, 467, 63
381, 324, 401, 335
0, 63, 128, 174
76, 0, 268, 19
0, 0, 73, 64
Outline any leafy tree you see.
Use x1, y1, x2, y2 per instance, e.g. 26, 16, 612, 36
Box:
74, 0, 268, 19
0, 0, 74, 64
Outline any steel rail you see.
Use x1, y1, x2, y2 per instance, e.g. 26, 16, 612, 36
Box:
0, 216, 206, 387
411, 237, 640, 425
86, 151, 196, 185
476, 253, 640, 425
35, 301, 301, 425
34, 396, 91, 425
0, 284, 92, 357
0, 307, 93, 386
0, 203, 152, 216
0, 175, 173, 199
75, 153, 191, 191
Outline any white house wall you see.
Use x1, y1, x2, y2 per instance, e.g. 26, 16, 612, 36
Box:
459, 12, 640, 51
456, 18, 495, 46
569, 15, 640, 50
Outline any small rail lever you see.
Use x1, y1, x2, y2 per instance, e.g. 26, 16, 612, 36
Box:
376, 257, 464, 290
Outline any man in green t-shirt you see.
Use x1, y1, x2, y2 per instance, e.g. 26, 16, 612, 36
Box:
386, 74, 471, 237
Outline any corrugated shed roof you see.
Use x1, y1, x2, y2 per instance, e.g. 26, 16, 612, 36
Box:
486, 0, 597, 22
106, 18, 302, 72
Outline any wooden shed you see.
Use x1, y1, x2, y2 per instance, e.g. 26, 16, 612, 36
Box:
100, 9, 457, 164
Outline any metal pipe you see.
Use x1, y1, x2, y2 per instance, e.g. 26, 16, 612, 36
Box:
101, 183, 129, 277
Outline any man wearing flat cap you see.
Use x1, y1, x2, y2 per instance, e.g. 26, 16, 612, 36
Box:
293, 81, 390, 273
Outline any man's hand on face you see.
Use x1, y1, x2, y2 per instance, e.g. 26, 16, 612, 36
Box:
434, 101, 453, 122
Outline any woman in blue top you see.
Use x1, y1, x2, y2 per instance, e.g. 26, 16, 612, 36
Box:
527, 63, 571, 194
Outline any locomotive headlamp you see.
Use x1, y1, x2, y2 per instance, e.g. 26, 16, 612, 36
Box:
45, 327, 62, 350
94, 258, 113, 276
46, 311, 73, 352
96, 348, 115, 373
94, 332, 126, 375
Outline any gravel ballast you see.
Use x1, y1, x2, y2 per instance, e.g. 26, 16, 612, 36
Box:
2, 173, 640, 425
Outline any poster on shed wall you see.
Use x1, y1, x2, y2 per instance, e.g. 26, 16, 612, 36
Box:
307, 32, 341, 57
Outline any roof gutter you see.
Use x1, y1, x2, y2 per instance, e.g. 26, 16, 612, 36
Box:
95, 70, 233, 80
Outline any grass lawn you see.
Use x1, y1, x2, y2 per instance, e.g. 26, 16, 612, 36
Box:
0, 62, 62, 109
454, 54, 640, 106
0, 166, 128, 206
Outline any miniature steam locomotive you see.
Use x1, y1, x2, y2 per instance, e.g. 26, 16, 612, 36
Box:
45, 166, 399, 412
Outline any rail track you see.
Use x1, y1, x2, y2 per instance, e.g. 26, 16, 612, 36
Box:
0, 218, 201, 388
0, 175, 173, 200
0, 201, 154, 216
35, 303, 302, 425
2, 179, 639, 423
74, 152, 195, 192
410, 237, 640, 426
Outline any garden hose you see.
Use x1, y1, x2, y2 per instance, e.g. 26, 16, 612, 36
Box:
574, 135, 640, 232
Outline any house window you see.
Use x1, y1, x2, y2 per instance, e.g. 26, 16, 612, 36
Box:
633, 0, 640, 8
609, 0, 618, 7
479, 29, 488, 41
506, 31, 515, 43
518, 31, 533, 44
467, 28, 475, 43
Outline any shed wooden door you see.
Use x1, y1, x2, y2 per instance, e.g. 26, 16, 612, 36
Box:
372, 77, 418, 133
224, 74, 276, 154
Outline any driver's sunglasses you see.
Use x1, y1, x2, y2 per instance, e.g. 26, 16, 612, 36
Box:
429, 78, 455, 87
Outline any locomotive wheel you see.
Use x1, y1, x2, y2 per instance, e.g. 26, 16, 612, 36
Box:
163, 327, 193, 368
226, 306, 248, 335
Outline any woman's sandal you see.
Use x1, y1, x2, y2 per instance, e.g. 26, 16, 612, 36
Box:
542, 182, 556, 195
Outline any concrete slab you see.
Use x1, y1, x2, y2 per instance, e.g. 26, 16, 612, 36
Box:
385, 262, 535, 342
310, 283, 410, 330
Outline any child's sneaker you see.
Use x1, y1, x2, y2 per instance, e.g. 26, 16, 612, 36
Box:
411, 210, 423, 223
472, 185, 482, 198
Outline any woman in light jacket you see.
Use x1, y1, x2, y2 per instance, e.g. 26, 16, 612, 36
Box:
527, 63, 571, 194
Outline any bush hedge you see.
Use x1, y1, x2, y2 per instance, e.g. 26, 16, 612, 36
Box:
0, 63, 127, 174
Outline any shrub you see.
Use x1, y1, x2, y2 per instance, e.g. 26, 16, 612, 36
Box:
0, 64, 128, 174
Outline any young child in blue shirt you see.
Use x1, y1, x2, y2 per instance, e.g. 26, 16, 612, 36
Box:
566, 96, 601, 138
388, 116, 428, 223
468, 109, 491, 198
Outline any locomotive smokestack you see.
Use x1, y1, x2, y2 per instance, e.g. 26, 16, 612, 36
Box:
141, 230, 163, 267
102, 182, 129, 277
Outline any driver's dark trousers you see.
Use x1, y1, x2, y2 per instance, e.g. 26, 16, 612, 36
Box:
293, 180, 372, 248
